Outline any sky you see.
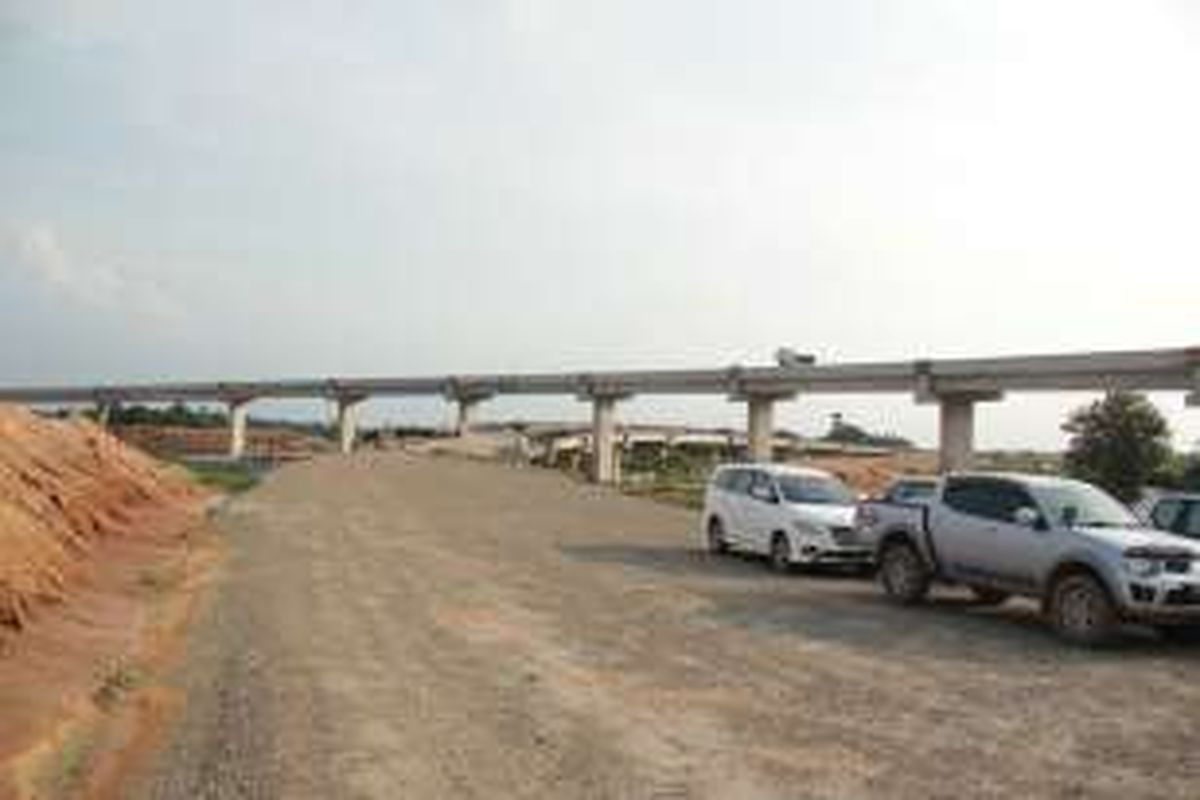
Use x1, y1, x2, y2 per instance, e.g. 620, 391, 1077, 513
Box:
1, 0, 1199, 449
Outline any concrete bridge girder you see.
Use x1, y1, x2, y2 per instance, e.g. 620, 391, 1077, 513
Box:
2, 346, 1197, 473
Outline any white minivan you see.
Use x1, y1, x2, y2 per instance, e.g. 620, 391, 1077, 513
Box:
702, 463, 869, 571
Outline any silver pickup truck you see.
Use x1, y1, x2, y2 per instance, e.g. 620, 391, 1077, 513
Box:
855, 472, 1200, 644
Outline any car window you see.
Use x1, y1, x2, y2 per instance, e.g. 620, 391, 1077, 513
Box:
747, 470, 778, 501
1151, 499, 1184, 531
943, 478, 993, 517
943, 478, 1036, 523
715, 468, 749, 493
714, 469, 735, 490
778, 474, 854, 505
890, 481, 936, 503
1180, 502, 1200, 538
1029, 480, 1138, 529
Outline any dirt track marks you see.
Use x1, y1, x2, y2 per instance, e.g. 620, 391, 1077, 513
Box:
132, 454, 1200, 799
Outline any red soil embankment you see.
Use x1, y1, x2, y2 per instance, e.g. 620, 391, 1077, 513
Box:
0, 406, 203, 632
0, 405, 212, 798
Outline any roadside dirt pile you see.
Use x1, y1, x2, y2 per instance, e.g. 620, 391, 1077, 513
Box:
0, 406, 204, 631
797, 450, 938, 496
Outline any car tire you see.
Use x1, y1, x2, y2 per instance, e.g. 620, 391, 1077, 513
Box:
768, 532, 792, 573
878, 539, 931, 605
969, 586, 1011, 606
706, 517, 729, 555
1047, 573, 1117, 647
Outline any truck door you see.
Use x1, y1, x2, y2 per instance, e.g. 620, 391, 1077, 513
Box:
973, 478, 1048, 591
934, 477, 1042, 590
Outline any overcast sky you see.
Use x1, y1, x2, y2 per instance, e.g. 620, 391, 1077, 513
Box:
2, 1, 1199, 448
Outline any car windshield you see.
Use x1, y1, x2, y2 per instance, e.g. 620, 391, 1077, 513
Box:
1031, 481, 1139, 529
776, 474, 855, 505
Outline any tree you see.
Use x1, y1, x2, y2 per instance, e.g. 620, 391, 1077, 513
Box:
822, 413, 913, 449
1062, 391, 1172, 503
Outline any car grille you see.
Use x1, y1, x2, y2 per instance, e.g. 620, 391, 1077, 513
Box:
830, 526, 858, 546
1165, 559, 1192, 575
1164, 586, 1200, 606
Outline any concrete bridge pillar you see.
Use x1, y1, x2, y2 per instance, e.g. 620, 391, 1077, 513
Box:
96, 402, 116, 428
922, 391, 1003, 473
1187, 365, 1200, 407
591, 395, 618, 484
937, 396, 975, 473
454, 393, 492, 437
583, 392, 630, 484
914, 364, 1003, 474
228, 399, 251, 460
336, 396, 366, 455
746, 396, 775, 463
731, 392, 795, 463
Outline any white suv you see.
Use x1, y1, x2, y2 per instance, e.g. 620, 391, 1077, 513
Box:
702, 463, 868, 571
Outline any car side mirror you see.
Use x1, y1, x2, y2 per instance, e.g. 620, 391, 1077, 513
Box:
1061, 506, 1078, 529
1013, 507, 1042, 529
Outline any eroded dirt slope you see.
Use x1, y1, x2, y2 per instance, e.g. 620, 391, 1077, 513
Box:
0, 406, 202, 631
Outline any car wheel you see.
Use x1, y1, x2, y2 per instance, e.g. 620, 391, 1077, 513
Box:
878, 540, 930, 605
1048, 573, 1117, 647
768, 533, 792, 573
706, 517, 729, 555
969, 586, 1011, 606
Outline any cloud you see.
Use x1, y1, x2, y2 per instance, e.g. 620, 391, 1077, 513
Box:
4, 222, 183, 323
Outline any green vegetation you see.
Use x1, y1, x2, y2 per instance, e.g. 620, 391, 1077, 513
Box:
621, 480, 705, 509
43, 728, 94, 797
105, 401, 229, 428
821, 413, 913, 449
185, 461, 261, 493
91, 658, 144, 710
1149, 452, 1200, 493
1062, 391, 1172, 503
618, 444, 718, 509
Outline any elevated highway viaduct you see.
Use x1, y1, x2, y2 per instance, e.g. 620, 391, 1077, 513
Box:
2, 346, 1199, 483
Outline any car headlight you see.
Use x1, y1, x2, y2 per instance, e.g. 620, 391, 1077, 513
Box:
1125, 557, 1164, 578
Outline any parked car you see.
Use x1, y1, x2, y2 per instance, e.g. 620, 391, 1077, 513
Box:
1144, 493, 1200, 540
702, 463, 869, 570
861, 472, 1200, 645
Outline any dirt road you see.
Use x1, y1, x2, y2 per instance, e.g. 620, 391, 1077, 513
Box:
129, 454, 1200, 799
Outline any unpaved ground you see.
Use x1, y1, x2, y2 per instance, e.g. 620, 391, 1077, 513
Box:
131, 454, 1200, 799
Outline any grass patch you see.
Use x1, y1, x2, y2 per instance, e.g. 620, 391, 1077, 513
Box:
44, 729, 94, 797
92, 659, 144, 711
621, 481, 705, 510
184, 461, 260, 494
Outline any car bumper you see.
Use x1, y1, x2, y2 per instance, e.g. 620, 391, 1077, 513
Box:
794, 544, 873, 565
1122, 578, 1200, 622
